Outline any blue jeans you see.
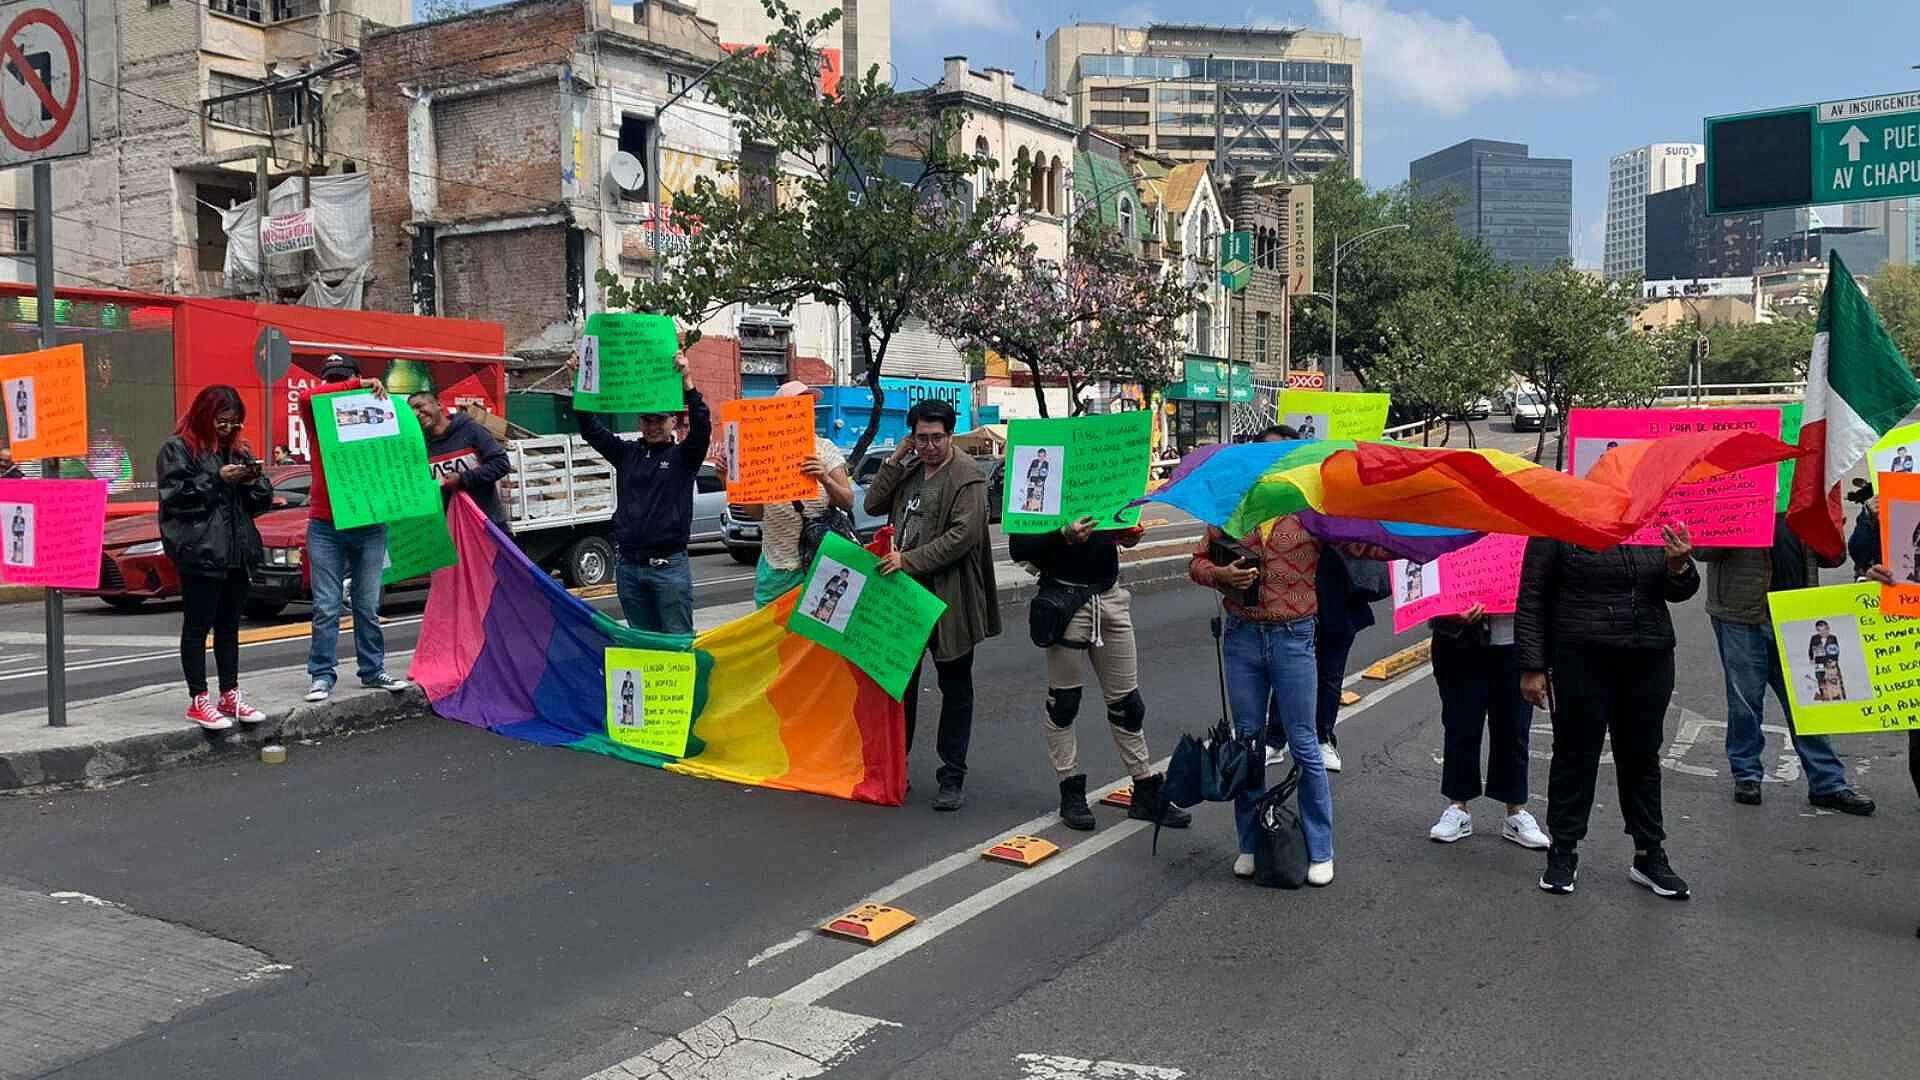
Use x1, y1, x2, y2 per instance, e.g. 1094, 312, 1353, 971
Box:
1223, 614, 1332, 862
616, 552, 694, 635
1710, 616, 1850, 796
306, 519, 387, 684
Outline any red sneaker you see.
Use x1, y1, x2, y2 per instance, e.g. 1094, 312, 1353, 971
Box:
217, 689, 267, 725
188, 693, 233, 731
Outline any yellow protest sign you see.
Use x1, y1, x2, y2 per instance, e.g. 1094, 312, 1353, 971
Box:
1277, 390, 1390, 441
604, 648, 698, 757
1767, 583, 1920, 736
1869, 422, 1920, 492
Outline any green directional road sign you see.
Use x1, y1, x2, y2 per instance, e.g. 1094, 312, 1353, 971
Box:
1706, 90, 1920, 215
1219, 230, 1252, 292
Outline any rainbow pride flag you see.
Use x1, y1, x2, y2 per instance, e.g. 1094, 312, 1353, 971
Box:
410, 496, 906, 805
1148, 433, 1800, 549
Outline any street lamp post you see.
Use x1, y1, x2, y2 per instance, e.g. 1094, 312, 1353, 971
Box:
1327, 223, 1409, 388
652, 52, 742, 285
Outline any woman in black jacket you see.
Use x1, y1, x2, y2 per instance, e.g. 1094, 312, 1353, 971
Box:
158, 385, 273, 730
1516, 522, 1698, 899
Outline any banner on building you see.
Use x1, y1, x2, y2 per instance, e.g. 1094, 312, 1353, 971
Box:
260, 209, 317, 257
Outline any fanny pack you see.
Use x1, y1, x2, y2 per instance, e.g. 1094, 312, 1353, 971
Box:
1028, 578, 1098, 648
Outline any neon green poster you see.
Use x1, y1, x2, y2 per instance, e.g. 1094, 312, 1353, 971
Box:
1767, 583, 1920, 736
1868, 420, 1920, 494
381, 511, 456, 587
1277, 390, 1391, 441
311, 390, 440, 529
1002, 410, 1152, 534
786, 531, 946, 699
573, 312, 683, 414
604, 647, 699, 757
1776, 403, 1803, 513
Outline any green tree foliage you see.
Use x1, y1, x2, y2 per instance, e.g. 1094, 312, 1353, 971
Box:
1288, 174, 1508, 381
1699, 318, 1817, 385
1870, 263, 1920, 366
600, 0, 1016, 467
1509, 265, 1662, 467
1370, 287, 1513, 447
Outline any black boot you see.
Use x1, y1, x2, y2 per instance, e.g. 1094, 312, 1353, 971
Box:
1058, 774, 1096, 831
1130, 773, 1191, 829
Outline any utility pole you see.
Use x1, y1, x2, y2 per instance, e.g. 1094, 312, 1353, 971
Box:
32, 162, 63, 727
255, 146, 271, 303
1326, 223, 1408, 389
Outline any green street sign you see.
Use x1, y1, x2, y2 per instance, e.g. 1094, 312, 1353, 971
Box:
1706, 90, 1920, 215
1219, 230, 1252, 292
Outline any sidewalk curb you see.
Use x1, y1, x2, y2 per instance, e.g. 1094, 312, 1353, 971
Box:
1, 554, 1198, 796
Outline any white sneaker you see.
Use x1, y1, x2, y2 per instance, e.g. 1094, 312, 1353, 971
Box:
1429, 805, 1473, 843
1233, 853, 1255, 878
1319, 742, 1342, 773
1307, 860, 1334, 886
1265, 743, 1287, 767
305, 678, 332, 703
1503, 809, 1550, 850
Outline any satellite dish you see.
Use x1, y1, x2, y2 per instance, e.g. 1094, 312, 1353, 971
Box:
609, 151, 648, 198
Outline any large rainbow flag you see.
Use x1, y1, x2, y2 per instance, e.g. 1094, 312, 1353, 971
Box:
1148, 433, 1800, 549
410, 496, 907, 805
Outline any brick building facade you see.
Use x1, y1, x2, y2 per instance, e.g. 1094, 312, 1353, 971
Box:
1224, 172, 1289, 382
362, 0, 830, 402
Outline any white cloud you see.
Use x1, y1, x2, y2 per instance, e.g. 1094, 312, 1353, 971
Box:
903, 0, 1015, 34
1312, 0, 1598, 116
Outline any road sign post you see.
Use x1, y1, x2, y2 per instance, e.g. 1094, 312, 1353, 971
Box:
1, 0, 89, 726
1706, 90, 1920, 215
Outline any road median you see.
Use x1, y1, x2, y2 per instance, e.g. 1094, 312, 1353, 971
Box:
0, 545, 1197, 795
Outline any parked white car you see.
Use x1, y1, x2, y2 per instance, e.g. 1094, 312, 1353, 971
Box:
1513, 391, 1557, 431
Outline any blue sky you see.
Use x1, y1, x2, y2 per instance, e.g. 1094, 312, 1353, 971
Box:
894, 0, 1920, 266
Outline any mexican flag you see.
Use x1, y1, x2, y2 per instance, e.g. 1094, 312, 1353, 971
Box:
1787, 251, 1920, 559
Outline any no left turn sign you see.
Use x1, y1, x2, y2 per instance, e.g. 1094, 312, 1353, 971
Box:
0, 0, 87, 167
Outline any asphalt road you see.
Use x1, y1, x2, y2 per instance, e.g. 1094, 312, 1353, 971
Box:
4, 574, 1915, 1080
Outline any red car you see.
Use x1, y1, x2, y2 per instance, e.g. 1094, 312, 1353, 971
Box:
82, 466, 317, 618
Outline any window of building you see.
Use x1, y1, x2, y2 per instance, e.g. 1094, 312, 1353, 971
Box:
205, 72, 266, 130
4, 210, 30, 256
1194, 301, 1211, 356
618, 114, 653, 200
1116, 197, 1135, 239
740, 141, 776, 213
1089, 110, 1149, 128
271, 0, 318, 18
1091, 87, 1148, 103
209, 0, 263, 21
1254, 311, 1269, 365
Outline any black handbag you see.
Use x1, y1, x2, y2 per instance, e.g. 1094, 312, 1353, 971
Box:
795, 500, 857, 567
1027, 579, 1096, 648
1252, 764, 1310, 889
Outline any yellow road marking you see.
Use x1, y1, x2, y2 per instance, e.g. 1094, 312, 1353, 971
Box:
1362, 638, 1432, 681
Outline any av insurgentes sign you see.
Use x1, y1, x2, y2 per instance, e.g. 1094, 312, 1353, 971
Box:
1706, 89, 1920, 215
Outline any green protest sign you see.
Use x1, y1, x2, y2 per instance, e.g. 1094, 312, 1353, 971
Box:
311, 390, 440, 529
1768, 582, 1920, 736
572, 312, 684, 414
786, 531, 946, 700
1001, 410, 1152, 534
381, 511, 457, 586
604, 647, 698, 757
1776, 403, 1803, 513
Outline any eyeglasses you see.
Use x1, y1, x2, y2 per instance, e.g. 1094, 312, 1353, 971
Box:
909, 432, 950, 446
213, 419, 243, 431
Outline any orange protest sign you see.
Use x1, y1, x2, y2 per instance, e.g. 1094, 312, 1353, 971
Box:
719, 395, 818, 504
0, 344, 87, 460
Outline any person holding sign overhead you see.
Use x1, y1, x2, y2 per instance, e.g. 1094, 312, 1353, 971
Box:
732, 382, 855, 606
570, 347, 709, 634
158, 386, 275, 730
867, 398, 1001, 811
1517, 522, 1698, 900
298, 355, 411, 703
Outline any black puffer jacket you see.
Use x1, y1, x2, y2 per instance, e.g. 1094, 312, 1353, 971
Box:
1514, 537, 1700, 671
156, 437, 273, 578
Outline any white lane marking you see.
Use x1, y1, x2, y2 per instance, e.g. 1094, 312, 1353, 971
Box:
1015, 1053, 1185, 1079
47, 890, 116, 906
582, 996, 890, 1080
773, 668, 1428, 1008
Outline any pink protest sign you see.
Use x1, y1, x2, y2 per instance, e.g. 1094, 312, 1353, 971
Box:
0, 478, 107, 589
1564, 407, 1781, 548
1390, 534, 1528, 633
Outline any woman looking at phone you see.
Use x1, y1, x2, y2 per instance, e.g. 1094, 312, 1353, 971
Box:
158, 385, 275, 730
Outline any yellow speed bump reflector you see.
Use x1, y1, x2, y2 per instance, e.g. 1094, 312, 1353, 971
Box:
1362, 638, 1431, 681
820, 903, 915, 945
1339, 689, 1361, 706
982, 835, 1060, 867
1098, 786, 1133, 809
